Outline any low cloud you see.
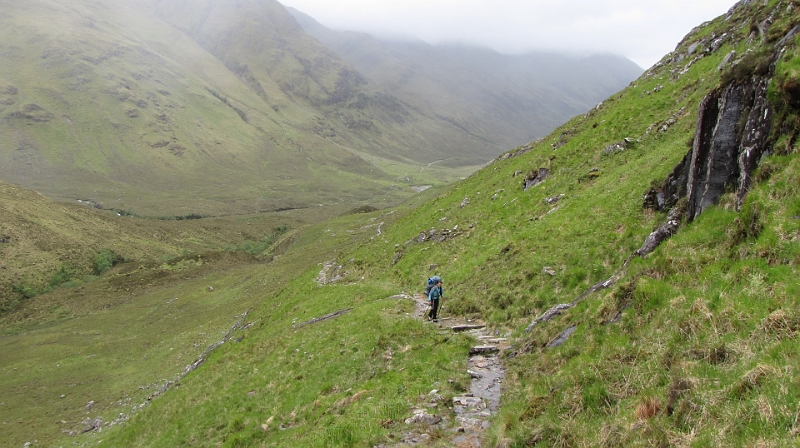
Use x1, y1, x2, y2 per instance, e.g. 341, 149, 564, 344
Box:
280, 0, 735, 69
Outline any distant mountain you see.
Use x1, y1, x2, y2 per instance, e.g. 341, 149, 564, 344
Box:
0, 0, 641, 216
288, 6, 644, 150
0, 0, 459, 215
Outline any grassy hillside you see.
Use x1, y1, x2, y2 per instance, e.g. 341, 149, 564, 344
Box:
0, 182, 439, 447
0, 0, 473, 216
0, 179, 313, 312
148, 0, 502, 167
4, 1, 800, 447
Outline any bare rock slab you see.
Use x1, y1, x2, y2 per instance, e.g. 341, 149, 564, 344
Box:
469, 345, 499, 356
451, 324, 485, 332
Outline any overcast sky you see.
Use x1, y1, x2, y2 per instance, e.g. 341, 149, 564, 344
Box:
279, 0, 737, 69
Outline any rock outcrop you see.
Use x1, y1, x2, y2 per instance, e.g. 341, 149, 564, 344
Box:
646, 75, 772, 221
686, 76, 772, 219
523, 168, 549, 191
522, 71, 778, 338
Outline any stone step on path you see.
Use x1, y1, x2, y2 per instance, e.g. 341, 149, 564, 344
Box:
452, 324, 486, 332
478, 335, 508, 342
469, 345, 500, 356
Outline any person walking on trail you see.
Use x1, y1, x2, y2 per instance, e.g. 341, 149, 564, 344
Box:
427, 280, 444, 322
425, 275, 442, 295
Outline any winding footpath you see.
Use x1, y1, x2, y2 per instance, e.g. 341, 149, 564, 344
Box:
391, 293, 507, 447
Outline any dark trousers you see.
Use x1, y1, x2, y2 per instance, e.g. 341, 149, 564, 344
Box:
428, 298, 440, 320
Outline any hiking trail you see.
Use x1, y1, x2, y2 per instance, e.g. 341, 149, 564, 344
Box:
382, 293, 507, 447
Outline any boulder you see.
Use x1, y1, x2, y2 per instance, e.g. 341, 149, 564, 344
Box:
523, 168, 549, 191
404, 409, 442, 426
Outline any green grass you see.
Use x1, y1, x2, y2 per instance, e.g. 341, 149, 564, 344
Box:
4, 1, 800, 447
0, 261, 265, 445
0, 180, 309, 312
106, 278, 471, 447
0, 200, 426, 448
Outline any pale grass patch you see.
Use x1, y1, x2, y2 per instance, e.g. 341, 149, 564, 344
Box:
666, 427, 697, 448
669, 295, 687, 308
770, 281, 788, 302
718, 192, 738, 211
755, 309, 799, 340
495, 437, 512, 448
689, 298, 713, 320
710, 304, 738, 336
726, 339, 756, 364
742, 364, 780, 387
679, 298, 714, 339
744, 271, 772, 298
333, 390, 370, 410
757, 395, 775, 424
773, 222, 794, 242
728, 364, 780, 401
598, 422, 627, 447
562, 384, 584, 418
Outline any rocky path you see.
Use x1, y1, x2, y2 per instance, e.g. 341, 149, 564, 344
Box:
389, 294, 506, 447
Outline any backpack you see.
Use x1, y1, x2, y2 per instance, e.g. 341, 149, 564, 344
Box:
425, 275, 442, 294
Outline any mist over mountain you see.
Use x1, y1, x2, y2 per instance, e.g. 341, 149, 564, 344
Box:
0, 0, 641, 216
288, 6, 644, 150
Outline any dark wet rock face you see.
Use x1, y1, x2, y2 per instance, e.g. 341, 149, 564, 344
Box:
735, 77, 773, 208
686, 77, 772, 220
647, 75, 772, 222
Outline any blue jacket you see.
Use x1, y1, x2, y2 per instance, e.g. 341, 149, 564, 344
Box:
428, 285, 443, 301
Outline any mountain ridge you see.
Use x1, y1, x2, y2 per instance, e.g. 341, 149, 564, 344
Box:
288, 5, 643, 150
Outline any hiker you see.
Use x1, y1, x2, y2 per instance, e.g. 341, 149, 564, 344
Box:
425, 275, 442, 295
427, 279, 443, 322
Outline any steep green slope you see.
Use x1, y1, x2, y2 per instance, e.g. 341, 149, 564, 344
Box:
0, 178, 436, 448
6, 1, 800, 447
289, 6, 644, 153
